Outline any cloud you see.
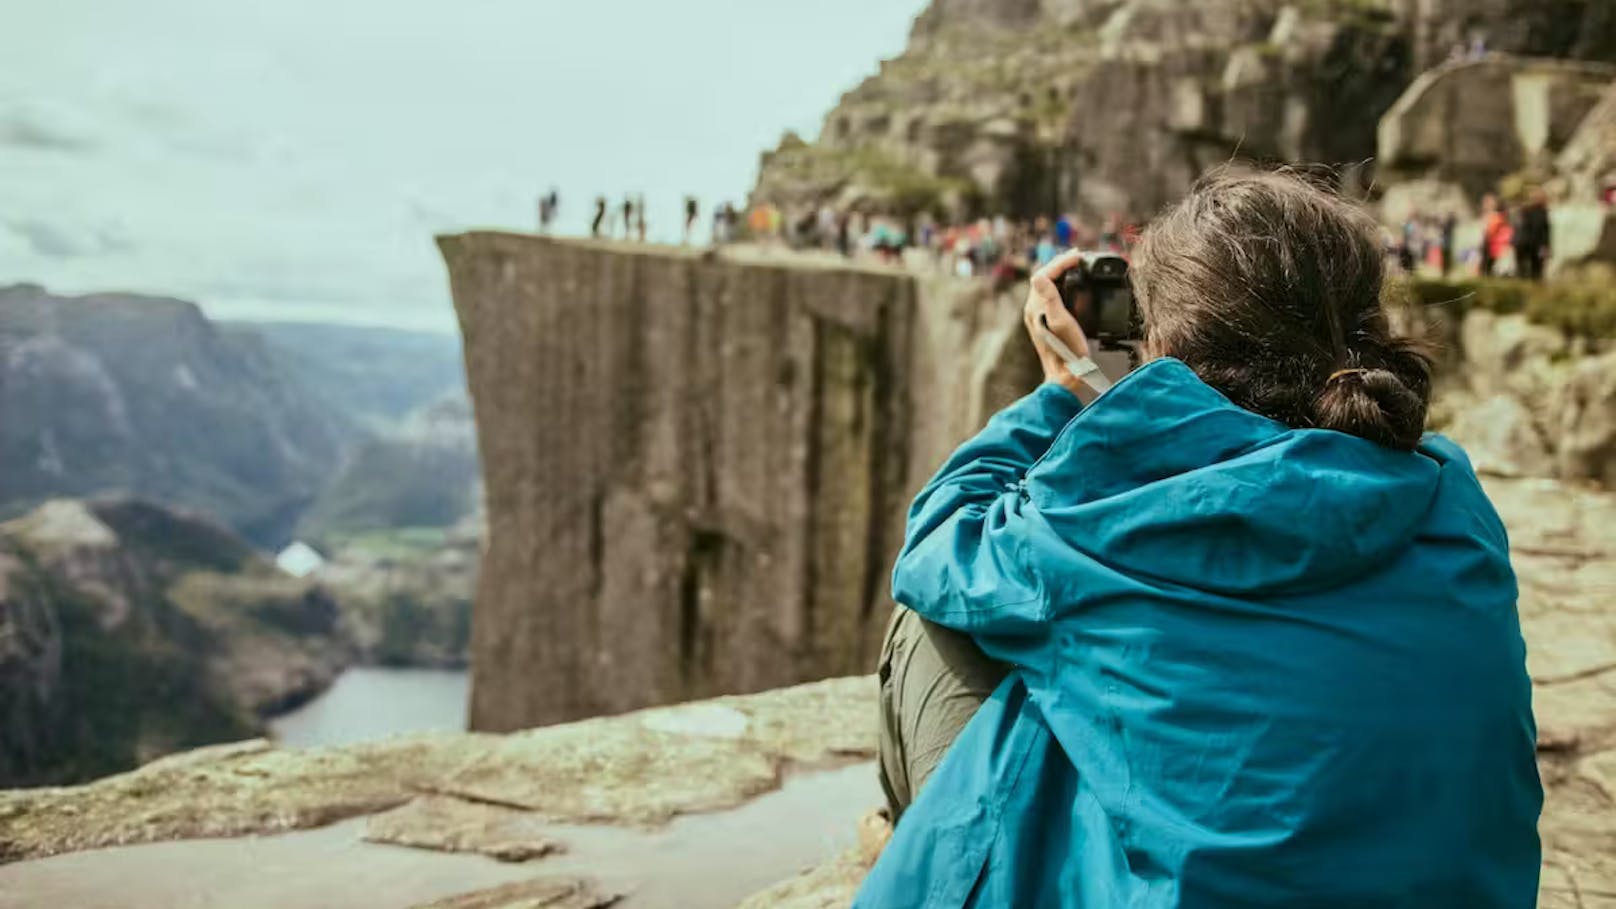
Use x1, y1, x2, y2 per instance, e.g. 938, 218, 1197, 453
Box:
0, 104, 97, 152
4, 218, 133, 258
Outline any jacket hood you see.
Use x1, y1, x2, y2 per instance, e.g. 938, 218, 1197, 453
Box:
1024, 358, 1446, 597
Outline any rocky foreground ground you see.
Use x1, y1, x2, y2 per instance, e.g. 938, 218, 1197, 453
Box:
0, 474, 1612, 908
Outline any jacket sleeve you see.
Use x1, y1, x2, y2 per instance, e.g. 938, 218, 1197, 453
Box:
891, 382, 1082, 640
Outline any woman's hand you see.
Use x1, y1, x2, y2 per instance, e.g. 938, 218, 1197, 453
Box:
1023, 250, 1095, 399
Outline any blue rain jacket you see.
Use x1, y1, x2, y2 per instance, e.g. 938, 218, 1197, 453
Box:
856, 358, 1542, 908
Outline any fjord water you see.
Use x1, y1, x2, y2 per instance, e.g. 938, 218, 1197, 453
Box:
269, 666, 470, 747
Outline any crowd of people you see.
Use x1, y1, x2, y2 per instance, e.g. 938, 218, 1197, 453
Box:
1396, 188, 1555, 281
541, 184, 1583, 286
726, 204, 1142, 290
536, 189, 1142, 278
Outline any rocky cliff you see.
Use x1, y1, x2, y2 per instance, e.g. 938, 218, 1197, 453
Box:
441, 235, 1035, 731
0, 498, 350, 787
752, 0, 1616, 219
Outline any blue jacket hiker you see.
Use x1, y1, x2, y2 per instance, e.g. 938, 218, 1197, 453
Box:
857, 360, 1542, 908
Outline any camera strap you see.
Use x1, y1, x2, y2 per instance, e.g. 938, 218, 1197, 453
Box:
1038, 324, 1114, 394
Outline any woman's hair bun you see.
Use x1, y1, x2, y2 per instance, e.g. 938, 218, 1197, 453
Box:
1312, 367, 1426, 451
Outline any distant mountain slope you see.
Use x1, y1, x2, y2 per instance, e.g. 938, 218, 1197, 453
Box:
297, 393, 480, 541
231, 321, 466, 430
0, 284, 356, 548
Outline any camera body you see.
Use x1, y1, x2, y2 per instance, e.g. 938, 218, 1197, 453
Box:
1056, 252, 1139, 351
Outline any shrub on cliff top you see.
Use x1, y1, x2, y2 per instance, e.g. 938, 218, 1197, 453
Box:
1399, 275, 1616, 339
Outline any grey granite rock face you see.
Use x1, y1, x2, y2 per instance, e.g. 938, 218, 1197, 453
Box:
754, 0, 1412, 218
440, 235, 1036, 733
1387, 0, 1616, 72
753, 0, 1616, 222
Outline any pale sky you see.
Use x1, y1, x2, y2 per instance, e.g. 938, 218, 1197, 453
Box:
0, 0, 926, 332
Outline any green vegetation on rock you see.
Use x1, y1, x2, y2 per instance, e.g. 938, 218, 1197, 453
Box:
0, 499, 350, 787
1400, 272, 1616, 339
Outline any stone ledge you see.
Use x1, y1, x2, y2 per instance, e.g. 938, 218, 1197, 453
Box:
0, 675, 877, 866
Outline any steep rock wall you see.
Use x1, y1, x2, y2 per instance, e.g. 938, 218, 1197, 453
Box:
753, 0, 1616, 220
442, 235, 1035, 731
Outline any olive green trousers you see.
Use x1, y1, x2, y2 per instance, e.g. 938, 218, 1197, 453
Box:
876, 607, 1009, 821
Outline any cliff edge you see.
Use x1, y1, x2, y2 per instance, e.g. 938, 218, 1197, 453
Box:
440, 235, 1037, 732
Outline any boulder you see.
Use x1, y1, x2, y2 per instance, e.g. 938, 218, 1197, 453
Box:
1553, 351, 1616, 486
1377, 57, 1615, 203
1549, 204, 1616, 271
1456, 308, 1571, 404
1558, 81, 1616, 202
1443, 393, 1555, 477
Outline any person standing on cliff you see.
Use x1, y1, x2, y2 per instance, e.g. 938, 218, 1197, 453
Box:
1481, 194, 1512, 277
590, 196, 606, 238
635, 194, 647, 243
1440, 211, 1458, 276
1053, 213, 1074, 251
683, 196, 699, 244
1098, 213, 1124, 252
618, 196, 633, 240
1513, 189, 1552, 282
537, 191, 554, 233
1398, 210, 1422, 273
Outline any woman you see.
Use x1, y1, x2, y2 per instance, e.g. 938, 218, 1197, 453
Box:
1482, 193, 1513, 277
860, 172, 1542, 908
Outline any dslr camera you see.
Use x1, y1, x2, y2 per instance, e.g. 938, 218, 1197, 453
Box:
1056, 252, 1139, 351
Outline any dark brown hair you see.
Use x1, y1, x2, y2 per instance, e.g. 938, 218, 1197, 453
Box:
1132, 170, 1432, 451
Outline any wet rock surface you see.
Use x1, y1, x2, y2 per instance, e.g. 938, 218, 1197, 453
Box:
733, 848, 867, 909
365, 796, 567, 863
1489, 477, 1616, 908
408, 877, 624, 909
0, 676, 875, 866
